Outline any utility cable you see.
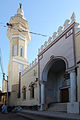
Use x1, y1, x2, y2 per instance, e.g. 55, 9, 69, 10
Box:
0, 22, 48, 37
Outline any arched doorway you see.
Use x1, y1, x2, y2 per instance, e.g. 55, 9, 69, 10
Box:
42, 58, 69, 105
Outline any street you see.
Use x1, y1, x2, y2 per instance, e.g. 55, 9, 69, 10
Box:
0, 111, 80, 120
0, 112, 29, 120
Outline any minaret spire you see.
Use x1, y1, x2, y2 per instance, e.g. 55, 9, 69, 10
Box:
17, 3, 24, 18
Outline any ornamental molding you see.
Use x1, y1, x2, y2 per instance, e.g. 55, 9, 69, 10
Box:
11, 57, 28, 65
12, 34, 26, 41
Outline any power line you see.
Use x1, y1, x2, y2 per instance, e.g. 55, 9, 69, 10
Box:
7, 23, 48, 37
0, 22, 48, 37
18, 29, 47, 37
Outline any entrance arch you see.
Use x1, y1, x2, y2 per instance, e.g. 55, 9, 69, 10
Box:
42, 57, 68, 82
42, 57, 69, 105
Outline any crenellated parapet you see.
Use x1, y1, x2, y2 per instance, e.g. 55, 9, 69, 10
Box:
38, 12, 79, 55
22, 58, 38, 75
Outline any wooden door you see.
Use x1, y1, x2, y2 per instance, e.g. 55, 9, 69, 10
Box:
61, 88, 69, 103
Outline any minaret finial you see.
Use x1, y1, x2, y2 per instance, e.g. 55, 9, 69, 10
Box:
19, 3, 22, 9
17, 3, 24, 17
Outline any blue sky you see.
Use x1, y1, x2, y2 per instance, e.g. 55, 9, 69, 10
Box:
0, 0, 80, 89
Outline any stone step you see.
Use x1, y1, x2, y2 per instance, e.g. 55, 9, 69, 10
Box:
47, 103, 67, 112
17, 110, 80, 120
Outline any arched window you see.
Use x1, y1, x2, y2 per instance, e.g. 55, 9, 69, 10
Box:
13, 45, 17, 56
22, 86, 26, 100
30, 85, 34, 99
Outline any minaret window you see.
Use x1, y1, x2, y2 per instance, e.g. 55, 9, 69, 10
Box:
13, 45, 17, 56
20, 46, 23, 57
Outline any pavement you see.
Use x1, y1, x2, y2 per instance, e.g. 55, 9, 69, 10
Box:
17, 110, 80, 120
0, 112, 29, 120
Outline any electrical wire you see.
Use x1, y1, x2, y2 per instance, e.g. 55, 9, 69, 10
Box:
0, 22, 48, 37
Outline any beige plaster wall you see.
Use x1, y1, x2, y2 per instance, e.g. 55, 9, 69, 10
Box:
8, 60, 27, 106
9, 84, 18, 106
17, 63, 39, 106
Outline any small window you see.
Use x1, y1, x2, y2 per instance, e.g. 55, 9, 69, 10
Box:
30, 86, 34, 99
20, 46, 23, 57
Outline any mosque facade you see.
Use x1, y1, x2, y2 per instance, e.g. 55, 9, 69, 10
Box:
3, 5, 80, 114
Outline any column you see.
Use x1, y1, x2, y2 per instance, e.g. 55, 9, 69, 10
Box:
67, 70, 79, 114
70, 70, 76, 102
41, 83, 45, 104
40, 83, 45, 110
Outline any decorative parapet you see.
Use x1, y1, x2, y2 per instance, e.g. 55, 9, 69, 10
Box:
38, 12, 79, 55
75, 23, 79, 29
52, 32, 57, 39
71, 12, 76, 23
44, 41, 48, 48
41, 45, 44, 51
63, 19, 70, 29
22, 58, 38, 75
57, 26, 63, 35
48, 36, 52, 43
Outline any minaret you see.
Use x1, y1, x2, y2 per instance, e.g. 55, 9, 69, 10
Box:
7, 4, 30, 96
